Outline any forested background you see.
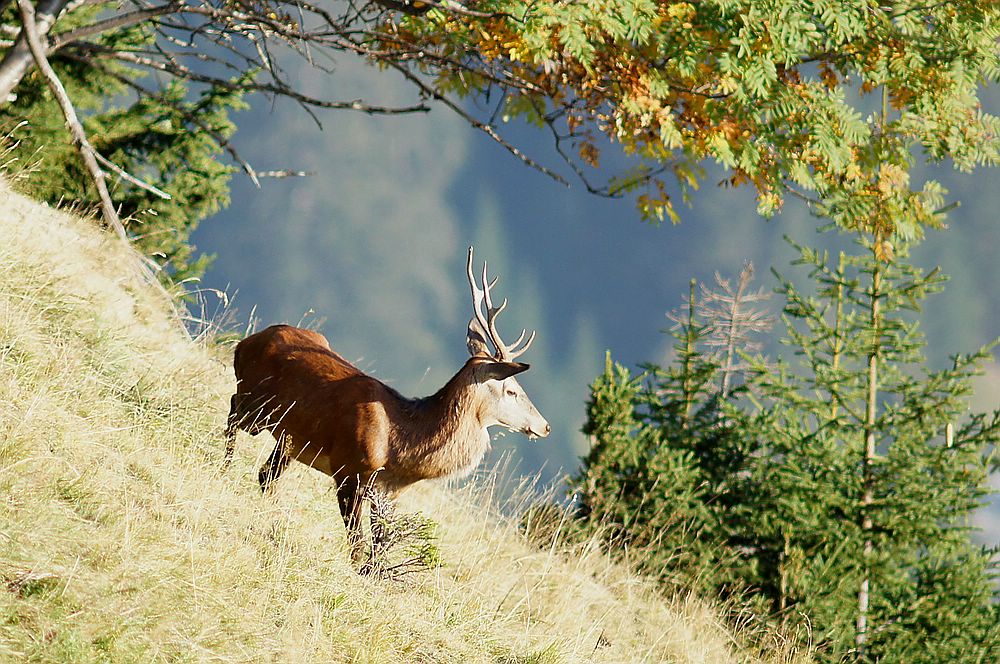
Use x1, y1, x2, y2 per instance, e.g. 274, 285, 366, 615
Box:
192, 57, 1000, 498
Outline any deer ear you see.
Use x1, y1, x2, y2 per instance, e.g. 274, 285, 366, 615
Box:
467, 317, 491, 356
479, 361, 529, 382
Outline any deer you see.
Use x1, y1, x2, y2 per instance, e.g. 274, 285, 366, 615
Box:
223, 247, 550, 564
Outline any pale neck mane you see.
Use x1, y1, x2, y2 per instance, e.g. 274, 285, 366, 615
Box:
387, 360, 491, 481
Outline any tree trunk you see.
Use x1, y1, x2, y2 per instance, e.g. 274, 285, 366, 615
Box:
682, 279, 697, 431
856, 238, 882, 658
830, 252, 846, 420
719, 266, 752, 399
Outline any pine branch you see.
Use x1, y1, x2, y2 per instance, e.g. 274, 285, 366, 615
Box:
674, 279, 694, 431
16, 0, 127, 241
77, 55, 309, 187
829, 251, 847, 420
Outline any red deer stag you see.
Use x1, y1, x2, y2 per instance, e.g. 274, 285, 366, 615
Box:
223, 247, 550, 562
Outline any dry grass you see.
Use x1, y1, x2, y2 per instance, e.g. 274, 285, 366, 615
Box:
0, 178, 810, 663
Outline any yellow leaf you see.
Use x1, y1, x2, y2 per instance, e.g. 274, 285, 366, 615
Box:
874, 239, 895, 263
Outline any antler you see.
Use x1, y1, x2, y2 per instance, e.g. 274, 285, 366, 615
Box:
467, 247, 536, 362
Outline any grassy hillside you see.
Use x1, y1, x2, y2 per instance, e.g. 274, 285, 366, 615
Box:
0, 179, 808, 663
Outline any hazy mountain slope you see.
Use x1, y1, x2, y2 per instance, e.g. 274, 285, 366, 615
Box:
193, 57, 609, 484
0, 180, 808, 663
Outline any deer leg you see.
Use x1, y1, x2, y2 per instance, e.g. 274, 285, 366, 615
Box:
257, 435, 290, 494
337, 476, 368, 567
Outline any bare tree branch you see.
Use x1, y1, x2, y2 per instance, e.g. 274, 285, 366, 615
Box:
256, 169, 314, 178
388, 61, 569, 187
48, 2, 184, 51
16, 0, 127, 241
2, 0, 573, 196
75, 43, 434, 115
530, 99, 617, 196
78, 53, 308, 187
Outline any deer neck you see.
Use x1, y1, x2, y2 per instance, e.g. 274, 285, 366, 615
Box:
388, 362, 491, 482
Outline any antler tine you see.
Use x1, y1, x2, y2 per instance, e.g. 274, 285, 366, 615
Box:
486, 297, 510, 360
506, 329, 536, 360
481, 258, 511, 360
467, 247, 492, 345
481, 261, 499, 308
509, 328, 527, 349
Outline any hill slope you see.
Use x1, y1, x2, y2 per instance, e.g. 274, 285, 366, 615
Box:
0, 180, 807, 663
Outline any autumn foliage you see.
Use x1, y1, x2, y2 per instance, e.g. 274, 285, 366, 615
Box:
386, 1, 997, 236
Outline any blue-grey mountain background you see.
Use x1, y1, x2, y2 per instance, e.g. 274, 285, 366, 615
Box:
192, 59, 1000, 529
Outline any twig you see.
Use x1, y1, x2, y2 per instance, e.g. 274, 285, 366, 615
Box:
255, 169, 313, 179
532, 98, 618, 197
782, 182, 822, 207
48, 2, 184, 50
93, 152, 172, 200
388, 61, 569, 187
16, 0, 127, 241
82, 45, 432, 115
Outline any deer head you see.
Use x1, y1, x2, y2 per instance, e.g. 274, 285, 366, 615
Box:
464, 247, 550, 440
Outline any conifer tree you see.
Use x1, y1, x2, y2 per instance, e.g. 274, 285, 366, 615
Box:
744, 236, 1000, 661
574, 278, 765, 593
1, 0, 243, 282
